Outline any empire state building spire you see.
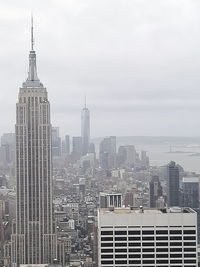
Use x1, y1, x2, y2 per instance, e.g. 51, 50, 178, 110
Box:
23, 17, 43, 88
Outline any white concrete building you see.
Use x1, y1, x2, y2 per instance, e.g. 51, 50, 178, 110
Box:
98, 207, 198, 267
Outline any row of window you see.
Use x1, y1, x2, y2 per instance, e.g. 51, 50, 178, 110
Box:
101, 253, 196, 258
101, 236, 196, 241
101, 259, 196, 264
101, 242, 196, 247
101, 247, 196, 253
101, 230, 196, 235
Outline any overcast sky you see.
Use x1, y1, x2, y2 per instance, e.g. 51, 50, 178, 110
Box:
1, 0, 200, 138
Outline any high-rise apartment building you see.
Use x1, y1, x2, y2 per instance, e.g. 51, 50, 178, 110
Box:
98, 207, 198, 267
11, 20, 57, 266
166, 161, 180, 207
81, 100, 90, 156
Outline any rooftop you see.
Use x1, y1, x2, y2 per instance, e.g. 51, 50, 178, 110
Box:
99, 206, 195, 215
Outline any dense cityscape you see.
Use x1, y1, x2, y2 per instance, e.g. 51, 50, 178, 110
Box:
1, 6, 200, 267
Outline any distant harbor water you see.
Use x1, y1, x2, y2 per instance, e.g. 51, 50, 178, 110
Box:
93, 136, 200, 173
135, 144, 200, 173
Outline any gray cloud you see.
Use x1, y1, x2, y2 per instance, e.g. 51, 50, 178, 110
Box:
1, 0, 200, 137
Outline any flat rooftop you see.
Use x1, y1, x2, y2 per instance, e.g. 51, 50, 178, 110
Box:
99, 207, 195, 215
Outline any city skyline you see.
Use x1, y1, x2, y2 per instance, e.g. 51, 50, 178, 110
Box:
1, 0, 200, 137
1, 2, 200, 267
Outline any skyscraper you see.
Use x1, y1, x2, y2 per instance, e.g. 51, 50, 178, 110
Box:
11, 19, 57, 265
52, 127, 61, 157
62, 135, 70, 155
99, 136, 116, 170
182, 177, 199, 209
166, 161, 180, 207
81, 98, 90, 156
72, 136, 82, 159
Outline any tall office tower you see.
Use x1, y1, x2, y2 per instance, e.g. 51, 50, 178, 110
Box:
72, 136, 82, 158
81, 99, 90, 156
98, 207, 198, 267
11, 20, 57, 265
149, 175, 163, 208
99, 136, 116, 170
166, 161, 180, 207
52, 127, 61, 157
63, 135, 70, 154
182, 177, 199, 209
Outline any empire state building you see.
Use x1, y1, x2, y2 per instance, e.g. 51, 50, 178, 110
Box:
11, 19, 57, 265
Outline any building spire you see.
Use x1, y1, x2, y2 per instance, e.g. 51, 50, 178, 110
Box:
31, 15, 34, 51
22, 16, 43, 88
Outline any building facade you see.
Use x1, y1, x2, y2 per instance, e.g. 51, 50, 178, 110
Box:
98, 207, 198, 267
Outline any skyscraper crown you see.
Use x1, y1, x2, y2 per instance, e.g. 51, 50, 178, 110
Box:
23, 17, 43, 88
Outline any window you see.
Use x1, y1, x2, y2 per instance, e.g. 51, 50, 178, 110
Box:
142, 242, 154, 246
129, 248, 141, 252
115, 248, 127, 253
101, 248, 113, 253
143, 248, 154, 252
170, 242, 182, 246
142, 230, 154, 235
156, 230, 168, 235
170, 230, 182, 234
170, 248, 182, 252
115, 231, 127, 235
115, 236, 127, 241
156, 242, 168, 246
184, 230, 195, 234
101, 260, 113, 264
128, 230, 140, 235
115, 260, 127, 264
101, 231, 113, 235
